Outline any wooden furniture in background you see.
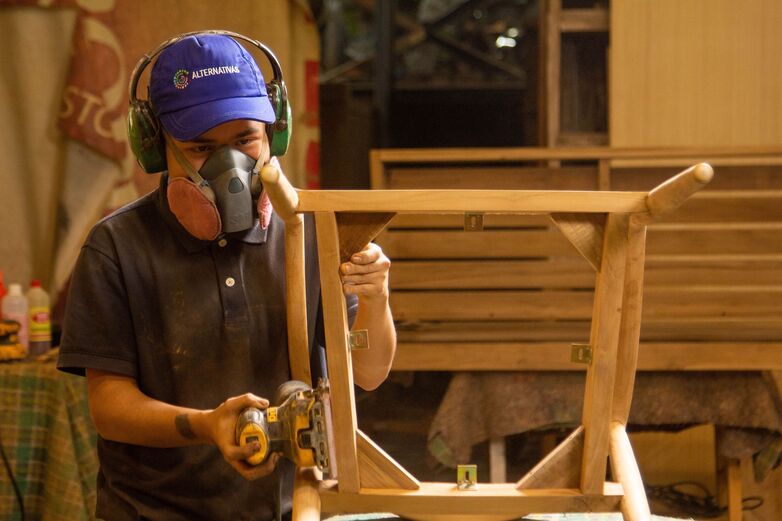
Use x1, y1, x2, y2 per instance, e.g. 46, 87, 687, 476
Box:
262, 158, 711, 521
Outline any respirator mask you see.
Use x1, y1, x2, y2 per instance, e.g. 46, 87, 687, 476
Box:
165, 137, 272, 241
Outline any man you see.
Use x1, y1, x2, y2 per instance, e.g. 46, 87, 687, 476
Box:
58, 33, 396, 520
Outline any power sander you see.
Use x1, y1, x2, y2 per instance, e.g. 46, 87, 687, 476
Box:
235, 378, 335, 477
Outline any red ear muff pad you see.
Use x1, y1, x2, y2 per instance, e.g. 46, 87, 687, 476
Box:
167, 177, 222, 241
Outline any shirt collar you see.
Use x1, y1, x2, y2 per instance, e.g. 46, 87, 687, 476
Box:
156, 173, 268, 253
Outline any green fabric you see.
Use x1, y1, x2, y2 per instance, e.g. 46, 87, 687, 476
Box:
0, 359, 98, 521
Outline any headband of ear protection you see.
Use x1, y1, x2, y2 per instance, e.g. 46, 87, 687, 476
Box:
127, 30, 292, 174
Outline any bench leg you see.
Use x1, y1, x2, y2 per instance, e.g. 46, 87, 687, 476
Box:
292, 467, 321, 521
727, 459, 743, 521
489, 437, 506, 483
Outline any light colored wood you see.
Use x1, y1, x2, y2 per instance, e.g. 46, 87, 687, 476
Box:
379, 226, 782, 259
581, 213, 630, 494
543, 0, 561, 148
390, 288, 782, 322
396, 318, 782, 343
517, 427, 584, 490
609, 423, 652, 521
390, 341, 782, 371
550, 212, 606, 271
292, 467, 321, 521
318, 481, 624, 517
262, 163, 311, 383
284, 215, 311, 384
611, 222, 647, 424
389, 257, 782, 290
727, 459, 743, 521
260, 163, 299, 223
631, 425, 717, 497
642, 163, 714, 223
384, 166, 599, 191
314, 211, 360, 493
598, 159, 611, 190
489, 437, 506, 484
378, 229, 577, 259
335, 212, 395, 264
297, 189, 649, 214
369, 149, 386, 189
560, 7, 609, 32
356, 429, 420, 490
372, 146, 782, 164
610, 1, 782, 148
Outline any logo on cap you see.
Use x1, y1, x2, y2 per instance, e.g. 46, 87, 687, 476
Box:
173, 69, 190, 90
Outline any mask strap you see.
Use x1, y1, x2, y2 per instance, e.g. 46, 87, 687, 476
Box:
163, 132, 211, 190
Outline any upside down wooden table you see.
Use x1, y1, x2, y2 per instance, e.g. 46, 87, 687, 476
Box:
260, 162, 713, 521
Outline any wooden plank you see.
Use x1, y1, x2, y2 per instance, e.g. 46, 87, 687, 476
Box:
609, 423, 652, 521
385, 166, 599, 190
318, 481, 624, 517
356, 429, 420, 490
612, 222, 647, 424
389, 257, 782, 290
372, 146, 782, 164
560, 7, 610, 32
314, 211, 360, 493
389, 342, 782, 371
389, 288, 782, 322
543, 0, 561, 147
390, 291, 594, 321
395, 318, 782, 343
489, 438, 507, 483
297, 190, 650, 214
284, 215, 311, 384
658, 190, 782, 223
517, 427, 584, 489
581, 213, 630, 494
550, 212, 606, 271
379, 225, 782, 259
387, 213, 551, 229
612, 165, 782, 191
378, 229, 578, 259
390, 259, 594, 290
336, 212, 396, 264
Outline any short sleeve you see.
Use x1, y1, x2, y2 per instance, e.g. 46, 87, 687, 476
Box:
57, 240, 138, 378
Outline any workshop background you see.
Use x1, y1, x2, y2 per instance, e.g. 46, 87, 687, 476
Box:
1, 1, 782, 520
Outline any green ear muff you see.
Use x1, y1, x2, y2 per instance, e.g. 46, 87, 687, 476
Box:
127, 30, 292, 172
128, 99, 167, 173
267, 80, 292, 157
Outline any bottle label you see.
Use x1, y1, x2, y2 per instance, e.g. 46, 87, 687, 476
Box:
29, 307, 51, 342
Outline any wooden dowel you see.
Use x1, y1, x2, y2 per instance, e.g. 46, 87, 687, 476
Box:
643, 163, 714, 223
260, 163, 299, 223
292, 467, 321, 521
609, 422, 652, 521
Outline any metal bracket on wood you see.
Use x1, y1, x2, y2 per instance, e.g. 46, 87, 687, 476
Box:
457, 464, 478, 491
464, 213, 484, 231
349, 329, 370, 350
571, 343, 593, 364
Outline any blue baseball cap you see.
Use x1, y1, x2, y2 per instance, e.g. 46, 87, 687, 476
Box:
149, 34, 276, 141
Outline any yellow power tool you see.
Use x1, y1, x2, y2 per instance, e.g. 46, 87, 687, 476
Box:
235, 379, 335, 477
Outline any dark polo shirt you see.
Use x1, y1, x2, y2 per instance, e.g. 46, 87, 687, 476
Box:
58, 175, 357, 521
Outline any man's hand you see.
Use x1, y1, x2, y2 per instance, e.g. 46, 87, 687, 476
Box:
198, 393, 280, 480
339, 243, 390, 300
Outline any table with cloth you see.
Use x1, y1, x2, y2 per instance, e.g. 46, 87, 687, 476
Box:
0, 358, 97, 521
428, 371, 782, 471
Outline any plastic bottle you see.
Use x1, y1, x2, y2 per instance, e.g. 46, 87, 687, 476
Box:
27, 280, 51, 357
0, 271, 7, 301
2, 284, 28, 354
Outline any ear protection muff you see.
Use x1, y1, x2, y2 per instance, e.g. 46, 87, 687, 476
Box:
127, 30, 292, 174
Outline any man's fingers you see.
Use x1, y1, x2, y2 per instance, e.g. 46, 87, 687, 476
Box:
343, 282, 387, 297
228, 452, 280, 481
228, 393, 269, 412
224, 440, 263, 462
